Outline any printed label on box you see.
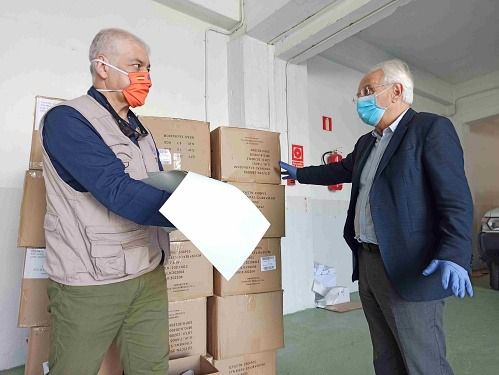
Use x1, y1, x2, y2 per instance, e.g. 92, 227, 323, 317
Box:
232, 136, 274, 179
23, 248, 48, 279
260, 256, 276, 272
159, 148, 172, 165
173, 153, 182, 170
35, 97, 63, 130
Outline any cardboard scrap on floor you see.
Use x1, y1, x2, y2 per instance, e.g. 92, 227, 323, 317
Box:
471, 269, 488, 277
322, 301, 363, 313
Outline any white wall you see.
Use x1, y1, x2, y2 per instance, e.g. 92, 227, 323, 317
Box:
275, 60, 317, 314
0, 0, 228, 369
224, 36, 318, 314
452, 78, 499, 269
464, 117, 499, 270
306, 56, 365, 294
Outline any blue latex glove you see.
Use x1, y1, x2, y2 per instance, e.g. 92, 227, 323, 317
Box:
422, 259, 473, 298
279, 161, 298, 180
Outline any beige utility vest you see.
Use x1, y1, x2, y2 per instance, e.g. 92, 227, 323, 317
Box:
39, 95, 169, 286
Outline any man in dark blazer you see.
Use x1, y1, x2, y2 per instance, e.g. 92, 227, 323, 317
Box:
280, 59, 473, 375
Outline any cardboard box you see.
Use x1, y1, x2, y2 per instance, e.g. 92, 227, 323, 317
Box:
169, 297, 207, 359
169, 355, 219, 375
25, 327, 50, 375
166, 241, 213, 302
25, 326, 123, 375
208, 291, 284, 360
33, 96, 64, 130
18, 248, 50, 327
29, 130, 43, 170
211, 127, 281, 184
214, 238, 281, 296
18, 170, 46, 248
212, 351, 276, 375
29, 96, 64, 170
140, 116, 211, 176
18, 278, 49, 328
169, 230, 189, 242
229, 183, 284, 238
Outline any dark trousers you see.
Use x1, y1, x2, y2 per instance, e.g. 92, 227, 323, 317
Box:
358, 247, 454, 375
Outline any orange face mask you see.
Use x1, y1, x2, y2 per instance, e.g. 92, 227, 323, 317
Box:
93, 59, 152, 107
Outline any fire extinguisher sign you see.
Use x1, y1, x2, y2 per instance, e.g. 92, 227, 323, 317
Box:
287, 144, 304, 186
322, 116, 333, 132
291, 144, 304, 167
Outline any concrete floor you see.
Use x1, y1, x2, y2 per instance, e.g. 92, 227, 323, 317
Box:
277, 274, 499, 374
3, 275, 498, 375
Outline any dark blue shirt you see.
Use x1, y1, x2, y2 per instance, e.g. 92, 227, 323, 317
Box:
43, 87, 172, 227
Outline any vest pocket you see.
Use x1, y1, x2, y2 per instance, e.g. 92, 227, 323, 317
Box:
90, 243, 126, 280
106, 134, 135, 174
44, 212, 60, 233
86, 225, 151, 280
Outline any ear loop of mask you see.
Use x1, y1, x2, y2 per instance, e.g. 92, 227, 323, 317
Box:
374, 85, 393, 109
91, 59, 129, 92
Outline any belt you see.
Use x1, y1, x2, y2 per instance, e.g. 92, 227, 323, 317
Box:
360, 242, 380, 253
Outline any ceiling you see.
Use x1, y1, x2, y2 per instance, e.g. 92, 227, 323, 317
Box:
327, 0, 499, 84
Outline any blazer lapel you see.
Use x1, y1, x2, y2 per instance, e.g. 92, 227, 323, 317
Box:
374, 108, 417, 181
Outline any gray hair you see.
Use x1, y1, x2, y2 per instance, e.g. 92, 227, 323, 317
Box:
89, 28, 150, 76
370, 59, 414, 104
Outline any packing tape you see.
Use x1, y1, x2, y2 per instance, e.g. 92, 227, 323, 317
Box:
28, 170, 43, 178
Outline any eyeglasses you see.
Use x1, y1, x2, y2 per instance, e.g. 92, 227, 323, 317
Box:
353, 83, 392, 104
356, 83, 390, 98
116, 118, 149, 140
93, 86, 150, 141
107, 108, 149, 140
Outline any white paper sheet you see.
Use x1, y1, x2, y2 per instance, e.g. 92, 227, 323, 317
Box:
313, 262, 337, 288
160, 172, 270, 280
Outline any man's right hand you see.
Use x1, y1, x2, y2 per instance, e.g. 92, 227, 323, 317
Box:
279, 161, 298, 180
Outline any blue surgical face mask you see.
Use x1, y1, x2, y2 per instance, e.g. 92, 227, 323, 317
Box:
356, 86, 391, 127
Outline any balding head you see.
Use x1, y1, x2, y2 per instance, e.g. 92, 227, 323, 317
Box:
89, 28, 150, 77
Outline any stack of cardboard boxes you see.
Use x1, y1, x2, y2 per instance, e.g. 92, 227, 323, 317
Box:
141, 117, 218, 374
207, 127, 285, 374
18, 97, 123, 375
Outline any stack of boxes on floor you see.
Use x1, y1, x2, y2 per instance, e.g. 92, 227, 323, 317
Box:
208, 127, 285, 374
18, 97, 123, 375
141, 117, 218, 374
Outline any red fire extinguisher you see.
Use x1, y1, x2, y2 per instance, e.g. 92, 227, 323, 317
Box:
322, 149, 343, 191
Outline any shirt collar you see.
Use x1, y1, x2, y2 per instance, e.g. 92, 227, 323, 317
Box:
372, 109, 409, 139
88, 86, 110, 108
388, 108, 409, 133
87, 86, 139, 129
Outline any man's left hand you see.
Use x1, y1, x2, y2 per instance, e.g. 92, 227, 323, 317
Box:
422, 259, 473, 298
279, 161, 298, 180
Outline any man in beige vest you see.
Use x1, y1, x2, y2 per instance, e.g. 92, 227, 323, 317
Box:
40, 28, 172, 374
